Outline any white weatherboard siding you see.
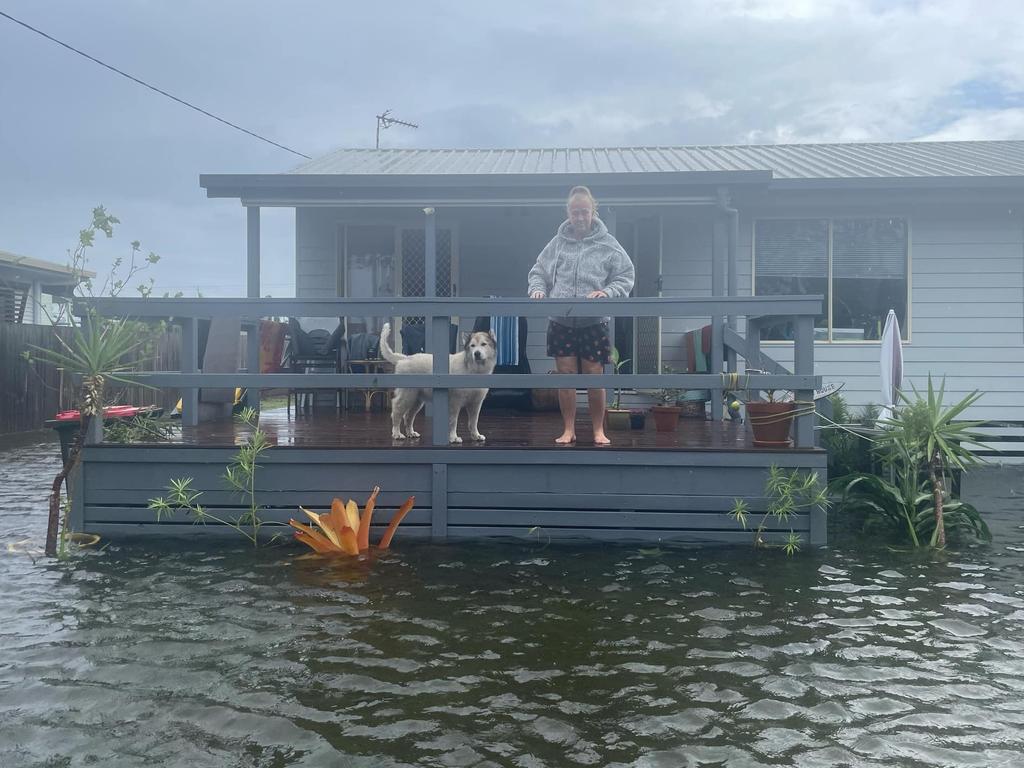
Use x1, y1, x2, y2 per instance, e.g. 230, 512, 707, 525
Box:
296, 202, 1024, 422
729, 207, 1024, 422
295, 207, 337, 298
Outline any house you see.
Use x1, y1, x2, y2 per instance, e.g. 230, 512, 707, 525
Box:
77, 138, 1024, 544
201, 139, 1024, 421
0, 249, 90, 324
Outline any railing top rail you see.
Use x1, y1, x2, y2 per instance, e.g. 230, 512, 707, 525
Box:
79, 295, 824, 321
115, 371, 822, 390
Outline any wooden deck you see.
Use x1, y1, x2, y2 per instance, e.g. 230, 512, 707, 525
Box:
174, 406, 816, 453
73, 406, 828, 546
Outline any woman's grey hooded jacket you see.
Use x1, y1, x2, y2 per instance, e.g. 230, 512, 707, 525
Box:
527, 217, 635, 328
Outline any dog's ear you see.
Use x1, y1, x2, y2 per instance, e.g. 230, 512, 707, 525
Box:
487, 330, 497, 345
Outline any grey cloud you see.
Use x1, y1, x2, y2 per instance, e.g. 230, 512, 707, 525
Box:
1, 0, 1023, 296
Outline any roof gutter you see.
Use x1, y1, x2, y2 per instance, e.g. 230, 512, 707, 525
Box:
199, 169, 773, 202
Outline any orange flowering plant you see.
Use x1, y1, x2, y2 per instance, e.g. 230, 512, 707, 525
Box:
289, 486, 415, 555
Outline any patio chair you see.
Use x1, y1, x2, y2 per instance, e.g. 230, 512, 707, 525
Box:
344, 330, 392, 412
399, 322, 459, 355
286, 317, 344, 414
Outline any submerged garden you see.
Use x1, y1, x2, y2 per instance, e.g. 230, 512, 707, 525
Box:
3, 208, 1021, 766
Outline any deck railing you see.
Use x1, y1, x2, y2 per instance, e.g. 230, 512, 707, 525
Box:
81, 295, 822, 447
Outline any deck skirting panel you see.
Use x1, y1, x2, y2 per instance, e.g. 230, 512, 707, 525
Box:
76, 445, 827, 545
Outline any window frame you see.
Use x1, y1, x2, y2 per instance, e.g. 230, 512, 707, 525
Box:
751, 215, 912, 344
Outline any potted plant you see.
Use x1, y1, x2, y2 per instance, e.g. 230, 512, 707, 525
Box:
744, 370, 798, 447
629, 408, 646, 430
649, 366, 684, 432
606, 347, 632, 430
677, 392, 708, 420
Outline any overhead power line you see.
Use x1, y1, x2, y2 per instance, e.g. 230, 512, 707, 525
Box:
0, 10, 311, 159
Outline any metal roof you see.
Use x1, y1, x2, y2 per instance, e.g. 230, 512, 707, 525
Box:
289, 140, 1024, 180
0, 249, 93, 279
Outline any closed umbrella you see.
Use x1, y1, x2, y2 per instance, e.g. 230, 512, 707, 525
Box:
879, 309, 903, 423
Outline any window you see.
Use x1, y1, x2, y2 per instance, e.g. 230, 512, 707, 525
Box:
754, 218, 908, 342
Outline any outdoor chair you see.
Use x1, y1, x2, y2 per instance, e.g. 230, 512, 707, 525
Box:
286, 317, 344, 415
399, 322, 459, 355
343, 330, 391, 412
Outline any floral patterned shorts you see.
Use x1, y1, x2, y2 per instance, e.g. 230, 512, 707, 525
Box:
546, 321, 611, 364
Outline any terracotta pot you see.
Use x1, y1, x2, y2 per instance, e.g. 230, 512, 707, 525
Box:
678, 400, 707, 419
651, 405, 682, 432
746, 401, 796, 447
606, 409, 631, 430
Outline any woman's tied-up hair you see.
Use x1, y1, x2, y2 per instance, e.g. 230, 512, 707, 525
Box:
566, 185, 597, 214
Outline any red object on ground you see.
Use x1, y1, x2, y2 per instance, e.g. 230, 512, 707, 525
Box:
259, 320, 288, 373
54, 405, 144, 421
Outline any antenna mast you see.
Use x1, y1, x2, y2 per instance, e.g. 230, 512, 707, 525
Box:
375, 109, 419, 148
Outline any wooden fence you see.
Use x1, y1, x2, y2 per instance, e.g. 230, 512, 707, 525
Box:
0, 322, 180, 436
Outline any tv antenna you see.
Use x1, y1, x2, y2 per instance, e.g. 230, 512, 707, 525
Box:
376, 109, 418, 148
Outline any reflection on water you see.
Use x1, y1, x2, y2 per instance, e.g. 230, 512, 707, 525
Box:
2, 438, 1024, 767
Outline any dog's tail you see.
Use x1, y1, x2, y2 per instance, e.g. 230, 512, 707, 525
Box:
378, 323, 405, 364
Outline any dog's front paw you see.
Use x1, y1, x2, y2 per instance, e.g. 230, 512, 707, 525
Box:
471, 432, 486, 442
408, 429, 420, 438
449, 435, 463, 444
392, 431, 407, 440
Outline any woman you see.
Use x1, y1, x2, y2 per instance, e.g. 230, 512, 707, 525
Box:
528, 186, 635, 445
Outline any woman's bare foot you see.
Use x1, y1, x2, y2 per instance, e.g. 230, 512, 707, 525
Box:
555, 432, 576, 444
593, 433, 611, 446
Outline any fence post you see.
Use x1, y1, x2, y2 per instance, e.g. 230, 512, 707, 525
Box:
745, 317, 762, 401
245, 321, 261, 412
430, 314, 450, 447
710, 214, 727, 421
180, 317, 199, 427
793, 315, 814, 448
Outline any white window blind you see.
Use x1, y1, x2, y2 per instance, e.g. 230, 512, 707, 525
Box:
754, 219, 828, 278
832, 219, 907, 279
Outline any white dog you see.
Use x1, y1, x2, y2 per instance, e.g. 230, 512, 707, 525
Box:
379, 322, 497, 443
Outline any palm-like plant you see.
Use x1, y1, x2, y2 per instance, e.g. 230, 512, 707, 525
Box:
831, 376, 989, 549
31, 311, 150, 555
877, 376, 985, 548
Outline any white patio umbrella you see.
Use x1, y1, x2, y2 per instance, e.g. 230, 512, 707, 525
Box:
878, 309, 903, 423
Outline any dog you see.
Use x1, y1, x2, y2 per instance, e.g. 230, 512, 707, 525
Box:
379, 322, 497, 443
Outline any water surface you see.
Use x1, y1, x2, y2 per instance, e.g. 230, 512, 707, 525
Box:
2, 438, 1023, 767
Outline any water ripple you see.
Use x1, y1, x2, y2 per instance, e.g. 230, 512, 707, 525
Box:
2, 437, 1024, 766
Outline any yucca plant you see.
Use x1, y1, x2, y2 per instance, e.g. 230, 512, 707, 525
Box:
831, 376, 989, 549
31, 310, 150, 556
877, 376, 985, 548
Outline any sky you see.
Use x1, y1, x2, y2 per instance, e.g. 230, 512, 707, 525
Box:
2, 0, 1023, 298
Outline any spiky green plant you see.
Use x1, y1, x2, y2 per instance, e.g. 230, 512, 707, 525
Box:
30, 311, 150, 556
830, 376, 989, 549
879, 377, 984, 548
148, 408, 274, 546
730, 466, 828, 555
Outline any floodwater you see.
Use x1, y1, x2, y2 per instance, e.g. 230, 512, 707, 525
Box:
2, 437, 1024, 767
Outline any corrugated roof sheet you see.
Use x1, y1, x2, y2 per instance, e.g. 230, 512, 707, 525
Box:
290, 140, 1024, 180
0, 249, 92, 278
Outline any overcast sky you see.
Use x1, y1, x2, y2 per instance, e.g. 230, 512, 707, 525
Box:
2, 0, 1022, 297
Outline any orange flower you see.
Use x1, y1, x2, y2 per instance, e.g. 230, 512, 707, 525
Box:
289, 487, 414, 556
